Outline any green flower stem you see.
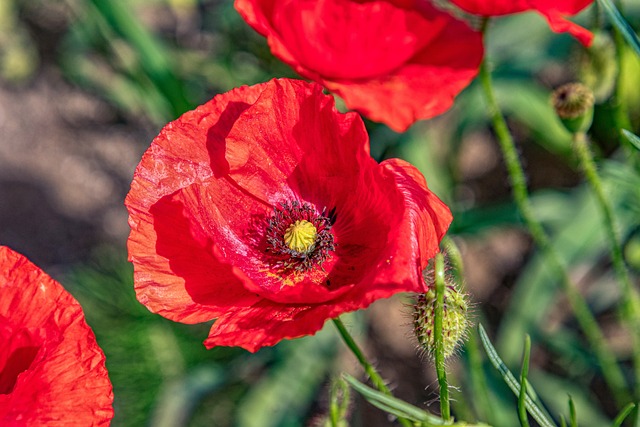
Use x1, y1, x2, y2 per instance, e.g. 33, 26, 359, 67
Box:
442, 237, 497, 422
331, 318, 413, 427
434, 253, 451, 421
479, 19, 628, 405
572, 131, 640, 397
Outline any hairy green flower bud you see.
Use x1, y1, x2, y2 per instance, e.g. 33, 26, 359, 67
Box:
413, 283, 469, 359
552, 83, 595, 134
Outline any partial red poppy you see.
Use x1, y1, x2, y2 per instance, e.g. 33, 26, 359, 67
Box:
0, 246, 113, 426
126, 79, 452, 352
450, 0, 593, 46
234, 0, 483, 132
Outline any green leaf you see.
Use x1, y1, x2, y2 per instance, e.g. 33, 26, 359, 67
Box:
478, 325, 557, 427
569, 396, 577, 427
518, 336, 531, 427
343, 374, 448, 425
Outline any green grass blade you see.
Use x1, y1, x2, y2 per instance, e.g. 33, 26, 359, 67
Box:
597, 0, 640, 58
478, 325, 557, 427
518, 336, 531, 427
569, 396, 577, 427
622, 129, 640, 152
611, 403, 636, 427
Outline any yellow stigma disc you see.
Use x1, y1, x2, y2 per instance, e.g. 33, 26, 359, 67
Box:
284, 220, 317, 253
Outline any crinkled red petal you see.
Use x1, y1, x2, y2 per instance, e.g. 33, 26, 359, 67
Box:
0, 246, 113, 426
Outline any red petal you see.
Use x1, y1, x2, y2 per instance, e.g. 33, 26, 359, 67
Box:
321, 9, 483, 131
270, 0, 445, 80
130, 189, 262, 324
536, 8, 593, 46
450, 0, 530, 15
127, 79, 454, 351
126, 83, 284, 323
235, 0, 483, 131
204, 159, 452, 352
0, 246, 113, 426
451, 0, 593, 46
203, 301, 332, 352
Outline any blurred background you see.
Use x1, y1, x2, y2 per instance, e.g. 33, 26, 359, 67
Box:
1, 0, 640, 425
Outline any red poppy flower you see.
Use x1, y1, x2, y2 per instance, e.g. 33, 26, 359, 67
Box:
234, 0, 483, 132
0, 246, 113, 426
449, 0, 593, 46
126, 79, 452, 352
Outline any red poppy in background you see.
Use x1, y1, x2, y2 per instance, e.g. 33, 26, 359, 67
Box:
234, 0, 483, 132
126, 79, 452, 352
449, 0, 593, 46
0, 246, 113, 426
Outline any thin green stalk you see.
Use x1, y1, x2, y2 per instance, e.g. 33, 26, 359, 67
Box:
332, 318, 413, 427
433, 253, 451, 421
480, 19, 628, 405
573, 131, 640, 397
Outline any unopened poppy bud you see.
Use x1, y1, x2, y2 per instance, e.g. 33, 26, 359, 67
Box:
577, 31, 617, 102
413, 282, 469, 359
552, 83, 595, 134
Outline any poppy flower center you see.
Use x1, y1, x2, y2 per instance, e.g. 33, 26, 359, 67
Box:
284, 220, 317, 253
265, 201, 335, 272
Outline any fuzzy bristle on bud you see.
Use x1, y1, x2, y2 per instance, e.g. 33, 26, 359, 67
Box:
413, 284, 469, 359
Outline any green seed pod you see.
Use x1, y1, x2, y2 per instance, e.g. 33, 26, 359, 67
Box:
413, 283, 469, 359
551, 83, 595, 134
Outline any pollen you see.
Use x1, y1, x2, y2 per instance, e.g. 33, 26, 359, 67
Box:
284, 220, 317, 253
